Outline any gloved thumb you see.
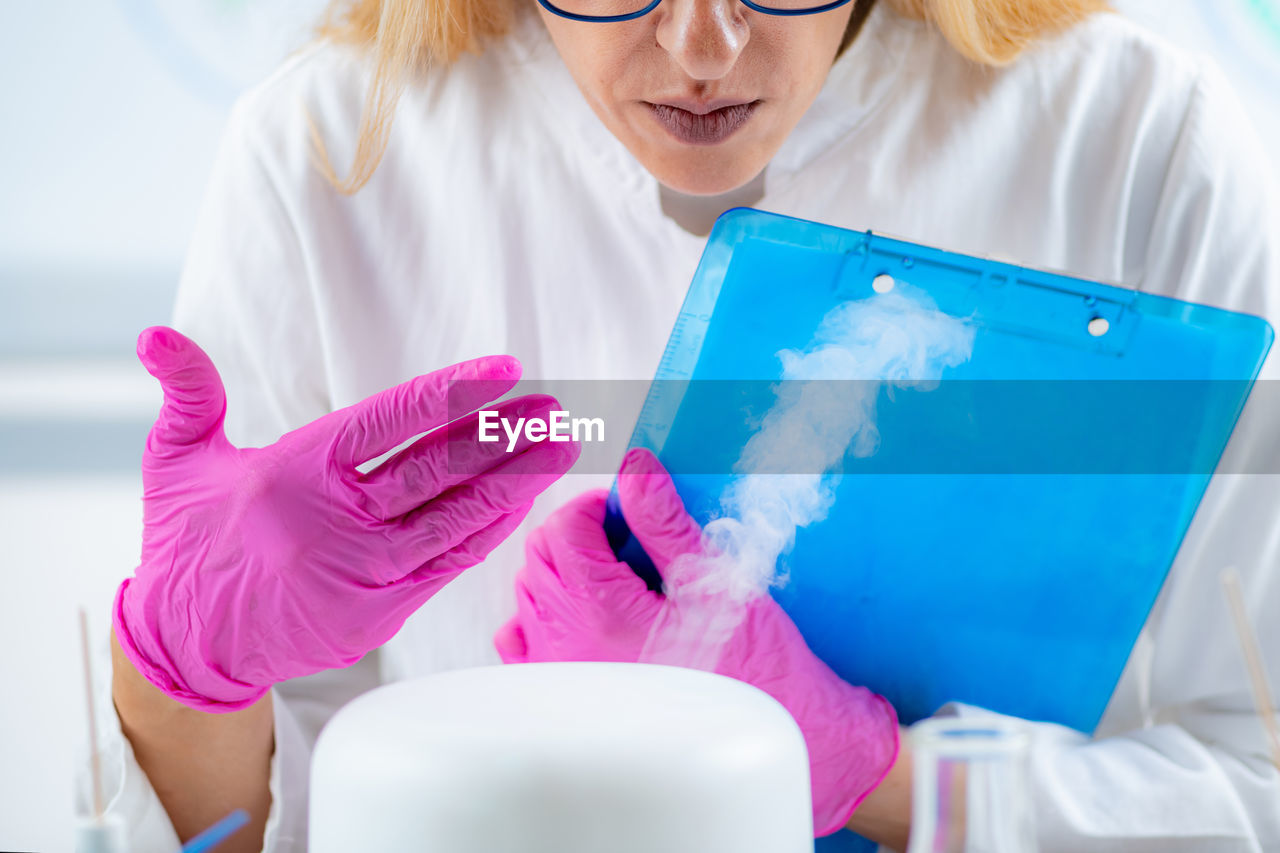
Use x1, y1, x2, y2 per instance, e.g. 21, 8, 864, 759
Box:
493, 617, 528, 664
616, 448, 703, 573
137, 326, 228, 452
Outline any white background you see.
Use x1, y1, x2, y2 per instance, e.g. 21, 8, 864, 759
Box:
1, 1, 1278, 850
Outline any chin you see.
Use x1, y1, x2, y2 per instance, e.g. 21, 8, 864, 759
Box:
647, 154, 765, 196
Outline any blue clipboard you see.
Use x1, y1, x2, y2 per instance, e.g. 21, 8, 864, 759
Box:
605, 208, 1271, 850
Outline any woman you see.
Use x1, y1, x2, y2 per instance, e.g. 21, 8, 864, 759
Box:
103, 0, 1280, 849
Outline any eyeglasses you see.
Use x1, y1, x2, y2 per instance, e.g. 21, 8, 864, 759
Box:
537, 0, 853, 23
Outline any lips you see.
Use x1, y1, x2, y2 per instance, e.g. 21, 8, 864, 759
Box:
646, 100, 760, 146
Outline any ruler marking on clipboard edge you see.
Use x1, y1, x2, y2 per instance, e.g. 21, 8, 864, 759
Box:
623, 224, 737, 452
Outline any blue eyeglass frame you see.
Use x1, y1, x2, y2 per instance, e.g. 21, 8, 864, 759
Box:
536, 0, 853, 23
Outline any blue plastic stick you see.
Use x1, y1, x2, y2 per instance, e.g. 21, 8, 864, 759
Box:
180, 809, 249, 853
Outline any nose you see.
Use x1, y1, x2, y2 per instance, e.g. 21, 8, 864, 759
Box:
655, 0, 750, 82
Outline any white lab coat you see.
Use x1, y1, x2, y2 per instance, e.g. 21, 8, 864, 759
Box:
92, 2, 1280, 850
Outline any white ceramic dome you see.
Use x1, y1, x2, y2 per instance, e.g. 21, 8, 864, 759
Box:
310, 662, 813, 853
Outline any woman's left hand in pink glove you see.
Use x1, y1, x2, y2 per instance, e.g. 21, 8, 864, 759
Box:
495, 448, 900, 837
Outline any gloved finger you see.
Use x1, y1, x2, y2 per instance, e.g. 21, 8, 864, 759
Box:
400, 500, 535, 590
136, 326, 228, 454
514, 543, 660, 661
357, 394, 559, 521
494, 617, 529, 663
390, 438, 579, 574
538, 491, 656, 591
509, 564, 571, 662
360, 503, 536, 655
617, 448, 703, 573
327, 355, 523, 469
515, 503, 664, 640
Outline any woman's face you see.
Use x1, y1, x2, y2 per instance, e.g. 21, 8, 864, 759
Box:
538, 0, 855, 195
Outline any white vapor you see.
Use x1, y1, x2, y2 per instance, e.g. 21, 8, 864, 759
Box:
640, 284, 975, 671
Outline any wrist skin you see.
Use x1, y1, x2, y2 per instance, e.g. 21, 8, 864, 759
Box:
844, 734, 914, 851
111, 629, 274, 852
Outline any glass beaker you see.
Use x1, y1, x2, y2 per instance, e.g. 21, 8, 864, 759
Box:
905, 717, 1036, 853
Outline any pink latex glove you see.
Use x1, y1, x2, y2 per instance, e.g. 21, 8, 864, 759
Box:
495, 448, 899, 836
115, 326, 578, 712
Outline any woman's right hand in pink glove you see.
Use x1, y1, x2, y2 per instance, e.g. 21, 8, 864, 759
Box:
496, 449, 899, 837
114, 326, 579, 712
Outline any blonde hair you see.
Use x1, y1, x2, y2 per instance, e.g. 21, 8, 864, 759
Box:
892, 0, 1108, 63
315, 0, 1108, 193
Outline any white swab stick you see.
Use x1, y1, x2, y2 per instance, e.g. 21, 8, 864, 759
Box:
79, 607, 105, 820
1221, 568, 1280, 774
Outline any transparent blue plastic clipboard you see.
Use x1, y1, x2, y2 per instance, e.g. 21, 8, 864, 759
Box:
604, 208, 1272, 824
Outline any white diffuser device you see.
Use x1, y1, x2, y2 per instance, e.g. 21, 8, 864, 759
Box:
310, 662, 814, 852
